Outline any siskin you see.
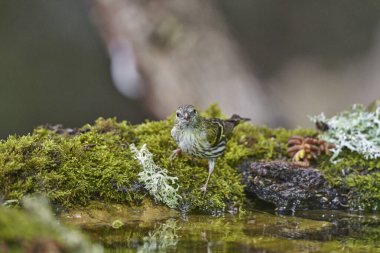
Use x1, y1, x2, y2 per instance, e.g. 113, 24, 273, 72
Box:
171, 105, 249, 195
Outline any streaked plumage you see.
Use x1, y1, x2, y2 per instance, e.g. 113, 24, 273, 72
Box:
171, 105, 249, 194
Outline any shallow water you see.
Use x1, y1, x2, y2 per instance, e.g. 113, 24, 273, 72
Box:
77, 208, 380, 253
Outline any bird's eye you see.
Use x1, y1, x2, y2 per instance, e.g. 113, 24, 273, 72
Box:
193, 109, 197, 114
176, 112, 181, 117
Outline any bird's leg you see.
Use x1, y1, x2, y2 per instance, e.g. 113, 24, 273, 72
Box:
170, 148, 182, 160
201, 158, 215, 195
170, 148, 182, 165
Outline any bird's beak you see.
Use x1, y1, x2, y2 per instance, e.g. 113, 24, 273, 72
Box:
184, 113, 189, 121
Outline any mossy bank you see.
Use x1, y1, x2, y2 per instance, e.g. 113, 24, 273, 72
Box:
1, 105, 379, 212
0, 105, 315, 212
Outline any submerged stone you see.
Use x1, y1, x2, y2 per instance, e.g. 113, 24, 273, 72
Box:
61, 200, 179, 228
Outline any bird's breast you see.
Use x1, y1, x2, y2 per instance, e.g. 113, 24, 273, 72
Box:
178, 129, 206, 155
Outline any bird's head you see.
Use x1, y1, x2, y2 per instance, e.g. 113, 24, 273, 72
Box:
175, 105, 199, 128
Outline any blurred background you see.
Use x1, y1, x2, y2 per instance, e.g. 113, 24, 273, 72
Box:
1, 0, 380, 138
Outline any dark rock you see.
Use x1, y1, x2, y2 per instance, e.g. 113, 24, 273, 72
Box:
238, 160, 349, 212
42, 124, 89, 135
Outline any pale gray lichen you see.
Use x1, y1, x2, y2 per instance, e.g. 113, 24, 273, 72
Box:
137, 219, 180, 253
310, 104, 380, 161
130, 144, 181, 208
2, 199, 19, 207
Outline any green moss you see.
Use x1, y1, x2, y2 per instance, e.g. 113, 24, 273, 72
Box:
226, 124, 316, 166
0, 105, 318, 212
3, 104, 378, 211
0, 118, 142, 208
317, 150, 380, 211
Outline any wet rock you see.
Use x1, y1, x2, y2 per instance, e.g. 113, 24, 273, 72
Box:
238, 161, 349, 212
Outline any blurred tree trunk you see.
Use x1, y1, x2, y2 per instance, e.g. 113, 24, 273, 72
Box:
89, 0, 269, 123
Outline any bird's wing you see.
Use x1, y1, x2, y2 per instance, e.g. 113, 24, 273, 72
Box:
171, 126, 179, 143
204, 119, 225, 147
202, 115, 248, 146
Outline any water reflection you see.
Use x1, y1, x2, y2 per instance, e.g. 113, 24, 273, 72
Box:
295, 210, 380, 249
82, 210, 380, 253
137, 219, 180, 253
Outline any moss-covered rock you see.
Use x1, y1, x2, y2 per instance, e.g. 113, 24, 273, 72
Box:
317, 151, 380, 211
310, 104, 380, 211
0, 118, 142, 208
2, 104, 380, 212
0, 105, 316, 212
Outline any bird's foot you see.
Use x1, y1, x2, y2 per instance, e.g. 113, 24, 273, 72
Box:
170, 148, 182, 166
170, 148, 182, 160
200, 184, 208, 197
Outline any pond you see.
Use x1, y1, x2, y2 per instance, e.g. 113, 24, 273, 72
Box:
64, 203, 380, 253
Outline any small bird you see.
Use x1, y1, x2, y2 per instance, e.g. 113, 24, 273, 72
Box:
170, 105, 249, 194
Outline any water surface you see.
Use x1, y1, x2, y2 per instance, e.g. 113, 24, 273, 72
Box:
72, 207, 380, 253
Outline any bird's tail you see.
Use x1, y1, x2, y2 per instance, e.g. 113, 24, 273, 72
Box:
229, 114, 250, 126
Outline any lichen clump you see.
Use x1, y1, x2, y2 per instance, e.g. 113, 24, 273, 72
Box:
311, 104, 380, 161
0, 105, 315, 212
130, 144, 181, 209
312, 104, 380, 210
